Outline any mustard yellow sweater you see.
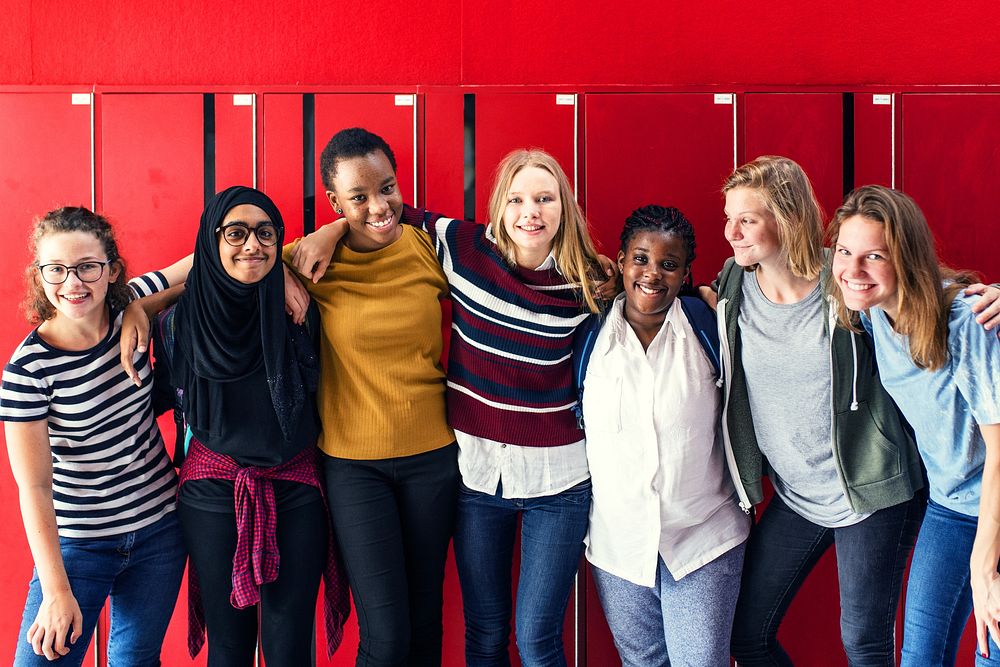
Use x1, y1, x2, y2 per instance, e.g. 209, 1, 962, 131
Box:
283, 226, 454, 459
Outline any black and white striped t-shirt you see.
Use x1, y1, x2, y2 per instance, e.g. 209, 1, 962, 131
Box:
0, 273, 177, 538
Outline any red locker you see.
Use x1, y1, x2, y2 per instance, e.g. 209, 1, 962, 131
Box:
215, 93, 256, 192
471, 91, 582, 667
743, 91, 849, 666
744, 93, 844, 220
474, 93, 578, 224
261, 94, 305, 240
0, 90, 94, 666
582, 91, 737, 664
100, 93, 205, 275
101, 92, 209, 667
584, 92, 737, 285
313, 93, 418, 231
422, 92, 465, 218
900, 93, 1000, 282
853, 93, 894, 190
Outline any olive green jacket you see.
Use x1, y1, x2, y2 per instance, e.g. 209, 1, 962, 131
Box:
714, 257, 924, 514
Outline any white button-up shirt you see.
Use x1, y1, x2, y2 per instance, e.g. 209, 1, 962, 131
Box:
583, 294, 749, 586
456, 252, 589, 499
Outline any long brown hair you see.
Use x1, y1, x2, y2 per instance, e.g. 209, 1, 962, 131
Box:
486, 149, 603, 313
722, 156, 826, 280
828, 185, 977, 370
22, 207, 130, 324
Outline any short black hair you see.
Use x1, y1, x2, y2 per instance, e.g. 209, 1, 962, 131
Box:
619, 204, 697, 266
319, 128, 397, 190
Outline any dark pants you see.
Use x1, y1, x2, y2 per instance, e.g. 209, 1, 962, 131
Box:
323, 443, 459, 667
730, 493, 925, 667
178, 495, 327, 667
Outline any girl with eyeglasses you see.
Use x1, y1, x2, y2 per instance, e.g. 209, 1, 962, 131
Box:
145, 186, 349, 665
0, 207, 186, 666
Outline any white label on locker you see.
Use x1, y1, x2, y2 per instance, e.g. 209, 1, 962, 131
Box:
872, 94, 892, 105
233, 94, 254, 106
394, 94, 415, 106
556, 94, 575, 105
71, 93, 91, 105
714, 93, 734, 105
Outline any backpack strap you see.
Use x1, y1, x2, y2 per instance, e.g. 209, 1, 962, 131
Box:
679, 296, 721, 377
155, 307, 187, 468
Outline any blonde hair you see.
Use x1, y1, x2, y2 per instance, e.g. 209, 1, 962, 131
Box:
828, 185, 977, 370
486, 149, 603, 313
722, 156, 825, 280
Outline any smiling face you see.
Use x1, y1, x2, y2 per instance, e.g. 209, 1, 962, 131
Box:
832, 215, 900, 318
724, 187, 782, 269
326, 150, 404, 252
501, 166, 562, 268
35, 230, 120, 323
217, 204, 278, 284
618, 230, 690, 329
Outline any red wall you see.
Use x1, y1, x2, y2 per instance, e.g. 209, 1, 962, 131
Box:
2, 1, 1000, 86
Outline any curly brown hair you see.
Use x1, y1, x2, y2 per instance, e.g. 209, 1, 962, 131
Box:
22, 207, 130, 324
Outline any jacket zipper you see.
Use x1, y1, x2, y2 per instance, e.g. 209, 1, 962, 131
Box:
718, 297, 753, 514
827, 301, 856, 511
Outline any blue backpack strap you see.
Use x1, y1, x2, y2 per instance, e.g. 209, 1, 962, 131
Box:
571, 311, 607, 429
679, 296, 720, 376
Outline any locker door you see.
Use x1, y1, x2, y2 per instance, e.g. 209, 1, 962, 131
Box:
581, 91, 736, 663
423, 92, 465, 217
310, 93, 422, 666
101, 93, 205, 274
101, 92, 207, 667
744, 93, 845, 219
474, 93, 577, 224
0, 90, 93, 666
471, 92, 580, 667
584, 92, 737, 285
261, 94, 305, 240
853, 93, 894, 189
215, 93, 256, 192
314, 94, 418, 232
901, 93, 1000, 282
743, 92, 848, 666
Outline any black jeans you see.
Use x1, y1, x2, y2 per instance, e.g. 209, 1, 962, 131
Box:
730, 492, 925, 667
178, 493, 327, 667
323, 443, 459, 667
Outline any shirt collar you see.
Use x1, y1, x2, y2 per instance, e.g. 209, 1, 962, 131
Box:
604, 293, 686, 353
484, 225, 562, 274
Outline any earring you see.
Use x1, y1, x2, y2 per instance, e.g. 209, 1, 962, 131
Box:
335, 207, 343, 214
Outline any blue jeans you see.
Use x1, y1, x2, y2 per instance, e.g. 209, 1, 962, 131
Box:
592, 542, 746, 667
14, 511, 186, 667
731, 493, 924, 666
902, 499, 1000, 667
454, 478, 591, 667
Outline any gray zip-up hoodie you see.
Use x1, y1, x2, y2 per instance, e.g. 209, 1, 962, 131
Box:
714, 257, 924, 514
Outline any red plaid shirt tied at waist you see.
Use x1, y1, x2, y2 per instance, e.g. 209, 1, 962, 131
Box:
178, 438, 350, 658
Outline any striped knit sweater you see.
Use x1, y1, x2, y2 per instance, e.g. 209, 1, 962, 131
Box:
405, 206, 591, 447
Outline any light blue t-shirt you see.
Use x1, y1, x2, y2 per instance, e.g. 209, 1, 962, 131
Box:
864, 293, 1000, 517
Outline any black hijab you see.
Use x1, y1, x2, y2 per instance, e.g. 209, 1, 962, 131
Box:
174, 186, 311, 443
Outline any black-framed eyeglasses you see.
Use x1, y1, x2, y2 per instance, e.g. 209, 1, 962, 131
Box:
36, 261, 113, 285
215, 222, 279, 247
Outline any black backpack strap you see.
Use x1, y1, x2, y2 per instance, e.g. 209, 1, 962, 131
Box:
154, 307, 186, 468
